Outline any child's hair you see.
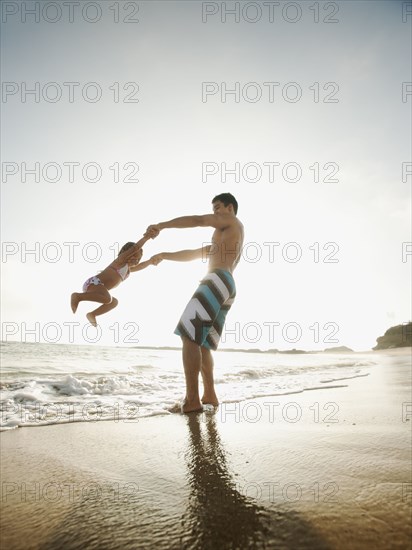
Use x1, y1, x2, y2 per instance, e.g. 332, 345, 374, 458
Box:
118, 242, 135, 256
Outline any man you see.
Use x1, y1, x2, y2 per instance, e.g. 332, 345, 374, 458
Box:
148, 193, 244, 413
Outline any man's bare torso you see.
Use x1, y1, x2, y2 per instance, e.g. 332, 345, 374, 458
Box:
207, 218, 244, 273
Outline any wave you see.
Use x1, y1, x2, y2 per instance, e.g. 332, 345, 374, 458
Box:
0, 371, 371, 431
0, 345, 379, 431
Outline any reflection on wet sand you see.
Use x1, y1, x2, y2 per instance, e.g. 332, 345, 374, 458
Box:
181, 412, 270, 548
14, 414, 331, 549
180, 412, 330, 549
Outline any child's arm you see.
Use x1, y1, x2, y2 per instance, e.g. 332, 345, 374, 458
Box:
134, 232, 153, 249
114, 233, 152, 266
151, 245, 211, 264
116, 245, 141, 266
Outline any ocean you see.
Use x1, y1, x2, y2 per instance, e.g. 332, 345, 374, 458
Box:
0, 341, 377, 431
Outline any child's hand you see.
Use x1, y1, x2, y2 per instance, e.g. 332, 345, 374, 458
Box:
146, 225, 160, 239
150, 254, 163, 266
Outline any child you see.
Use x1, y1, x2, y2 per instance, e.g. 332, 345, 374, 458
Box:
71, 233, 155, 326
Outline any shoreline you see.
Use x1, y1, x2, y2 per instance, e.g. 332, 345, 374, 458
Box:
1, 349, 390, 432
1, 350, 411, 549
0, 371, 369, 433
4, 339, 411, 354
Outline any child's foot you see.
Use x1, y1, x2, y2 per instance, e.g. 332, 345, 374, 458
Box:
71, 293, 80, 313
86, 313, 97, 327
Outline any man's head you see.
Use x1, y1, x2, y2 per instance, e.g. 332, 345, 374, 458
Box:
212, 193, 238, 215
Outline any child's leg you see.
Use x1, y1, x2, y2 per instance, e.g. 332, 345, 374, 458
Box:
71, 286, 111, 313
87, 297, 118, 326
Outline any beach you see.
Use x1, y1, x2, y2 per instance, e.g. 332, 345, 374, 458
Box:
1, 348, 411, 549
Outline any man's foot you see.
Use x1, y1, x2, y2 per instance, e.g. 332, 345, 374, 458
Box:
181, 398, 204, 414
201, 394, 219, 407
86, 313, 97, 327
71, 293, 79, 313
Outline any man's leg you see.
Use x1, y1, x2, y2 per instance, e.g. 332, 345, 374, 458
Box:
200, 346, 219, 406
181, 336, 203, 413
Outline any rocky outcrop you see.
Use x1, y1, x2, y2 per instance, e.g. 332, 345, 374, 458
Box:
373, 323, 412, 350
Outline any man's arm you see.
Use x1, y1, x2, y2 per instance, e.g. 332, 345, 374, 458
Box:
147, 214, 232, 235
151, 245, 211, 264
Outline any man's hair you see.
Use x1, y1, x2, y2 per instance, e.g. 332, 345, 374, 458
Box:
212, 193, 238, 215
118, 242, 135, 256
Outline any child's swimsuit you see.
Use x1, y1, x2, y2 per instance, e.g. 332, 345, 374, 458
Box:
82, 265, 130, 292
82, 276, 103, 292
109, 264, 130, 281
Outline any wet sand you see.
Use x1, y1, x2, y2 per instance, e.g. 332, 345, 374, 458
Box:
1, 349, 411, 549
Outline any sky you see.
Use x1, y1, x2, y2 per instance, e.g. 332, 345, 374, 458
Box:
1, 0, 411, 351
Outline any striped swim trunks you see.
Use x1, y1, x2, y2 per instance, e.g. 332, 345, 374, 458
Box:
174, 269, 236, 351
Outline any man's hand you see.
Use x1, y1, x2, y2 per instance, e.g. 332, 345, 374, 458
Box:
146, 225, 161, 239
150, 253, 164, 265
